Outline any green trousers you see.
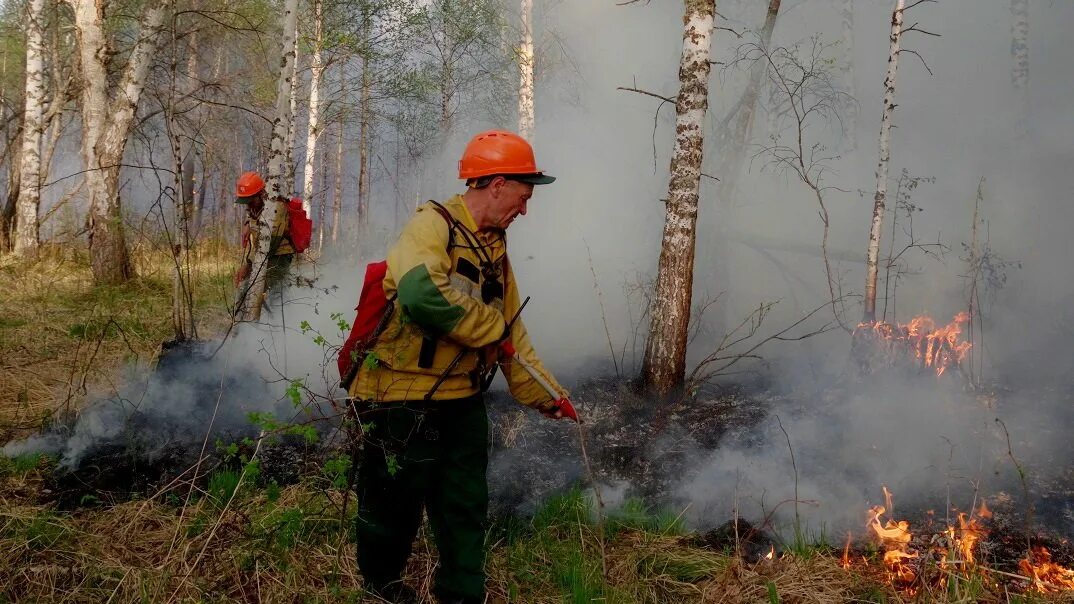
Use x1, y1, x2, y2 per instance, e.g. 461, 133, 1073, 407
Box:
355, 395, 489, 601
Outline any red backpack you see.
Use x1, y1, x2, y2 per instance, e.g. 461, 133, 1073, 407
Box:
337, 202, 456, 390
287, 197, 313, 253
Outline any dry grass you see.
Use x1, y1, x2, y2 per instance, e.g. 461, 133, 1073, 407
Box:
3, 460, 1073, 603
0, 240, 236, 436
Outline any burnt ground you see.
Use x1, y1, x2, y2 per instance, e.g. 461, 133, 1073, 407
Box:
485, 370, 1074, 574
9, 340, 1074, 577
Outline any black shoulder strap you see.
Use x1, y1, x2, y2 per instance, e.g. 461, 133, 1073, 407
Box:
427, 199, 497, 268
427, 200, 457, 252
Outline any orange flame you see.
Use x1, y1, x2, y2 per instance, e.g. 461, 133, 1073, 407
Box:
857, 313, 972, 376
1019, 547, 1074, 592
867, 487, 917, 585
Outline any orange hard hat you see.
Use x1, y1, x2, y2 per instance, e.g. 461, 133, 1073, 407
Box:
458, 130, 555, 184
235, 171, 265, 201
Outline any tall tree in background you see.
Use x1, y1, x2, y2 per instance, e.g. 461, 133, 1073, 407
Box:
517, 0, 534, 140
357, 1, 372, 227
640, 0, 716, 396
67, 0, 172, 284
863, 0, 906, 324
13, 0, 45, 256
840, 0, 857, 150
713, 0, 780, 205
1011, 0, 1028, 136
241, 0, 300, 321
302, 0, 324, 217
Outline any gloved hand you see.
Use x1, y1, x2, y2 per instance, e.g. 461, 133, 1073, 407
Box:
540, 397, 579, 422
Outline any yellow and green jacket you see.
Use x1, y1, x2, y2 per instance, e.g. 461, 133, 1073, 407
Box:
348, 195, 566, 409
240, 199, 293, 266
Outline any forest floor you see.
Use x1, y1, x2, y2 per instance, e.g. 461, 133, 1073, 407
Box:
1, 246, 1071, 603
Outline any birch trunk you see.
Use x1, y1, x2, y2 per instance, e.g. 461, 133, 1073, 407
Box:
301, 0, 323, 217
14, 0, 46, 256
241, 0, 299, 321
863, 0, 905, 324
169, 24, 199, 341
68, 0, 172, 284
285, 36, 300, 194
517, 0, 534, 141
640, 0, 716, 396
715, 0, 780, 205
331, 68, 344, 244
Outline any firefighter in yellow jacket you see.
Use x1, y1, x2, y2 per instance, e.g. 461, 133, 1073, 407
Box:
349, 130, 577, 604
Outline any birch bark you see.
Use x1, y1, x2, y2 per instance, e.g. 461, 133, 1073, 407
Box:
285, 36, 300, 194
241, 0, 300, 321
640, 0, 716, 395
301, 0, 324, 217
68, 0, 172, 284
331, 67, 344, 244
517, 0, 534, 140
863, 0, 905, 324
14, 0, 46, 256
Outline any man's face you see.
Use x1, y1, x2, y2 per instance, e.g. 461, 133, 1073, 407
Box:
247, 191, 265, 217
489, 178, 534, 229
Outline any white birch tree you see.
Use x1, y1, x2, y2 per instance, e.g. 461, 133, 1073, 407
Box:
640, 0, 716, 396
863, 0, 905, 324
517, 0, 534, 140
301, 0, 324, 217
13, 0, 45, 256
241, 0, 300, 322
285, 35, 300, 194
67, 0, 173, 284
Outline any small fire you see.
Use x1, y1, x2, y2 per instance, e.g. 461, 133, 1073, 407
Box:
841, 532, 852, 569
1019, 547, 1074, 592
867, 486, 917, 585
856, 312, 973, 376
765, 545, 775, 561
864, 488, 996, 591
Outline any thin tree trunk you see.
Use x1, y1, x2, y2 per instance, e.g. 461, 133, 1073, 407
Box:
68, 0, 172, 284
285, 36, 300, 194
715, 0, 780, 205
1011, 0, 1028, 137
863, 0, 905, 324
358, 59, 371, 228
0, 145, 20, 253
301, 0, 323, 217
517, 0, 534, 140
241, 0, 300, 321
640, 0, 716, 396
317, 118, 328, 253
14, 0, 46, 256
331, 68, 344, 245
169, 20, 198, 341
840, 0, 857, 150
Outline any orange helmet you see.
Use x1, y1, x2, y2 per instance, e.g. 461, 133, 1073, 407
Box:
458, 130, 555, 184
235, 171, 265, 201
